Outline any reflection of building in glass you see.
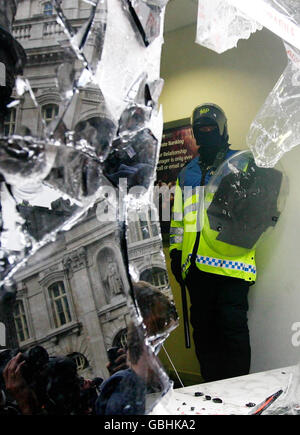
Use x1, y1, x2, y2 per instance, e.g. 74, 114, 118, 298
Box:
127, 208, 171, 295
11, 0, 107, 138
4, 107, 16, 136
9, 0, 171, 380
13, 205, 132, 380
140, 267, 169, 290
42, 103, 59, 126
13, 202, 170, 380
43, 2, 53, 17
13, 300, 30, 343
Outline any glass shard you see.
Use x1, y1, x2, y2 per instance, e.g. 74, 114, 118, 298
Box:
196, 0, 263, 54
227, 0, 300, 51
247, 44, 300, 167
0, 0, 175, 417
121, 0, 163, 47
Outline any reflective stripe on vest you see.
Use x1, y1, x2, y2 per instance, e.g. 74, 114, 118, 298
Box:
182, 253, 256, 275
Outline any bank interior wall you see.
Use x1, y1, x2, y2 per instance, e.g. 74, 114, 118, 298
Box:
158, 23, 300, 383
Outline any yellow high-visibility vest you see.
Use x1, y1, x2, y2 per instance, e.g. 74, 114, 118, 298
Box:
170, 178, 257, 283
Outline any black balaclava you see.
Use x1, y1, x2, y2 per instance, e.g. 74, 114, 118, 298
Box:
191, 103, 229, 166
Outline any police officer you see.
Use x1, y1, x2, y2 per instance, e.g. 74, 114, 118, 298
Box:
169, 103, 255, 382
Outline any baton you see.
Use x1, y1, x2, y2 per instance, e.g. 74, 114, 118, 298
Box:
180, 281, 191, 349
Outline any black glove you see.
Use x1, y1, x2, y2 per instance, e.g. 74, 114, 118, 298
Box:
170, 249, 184, 285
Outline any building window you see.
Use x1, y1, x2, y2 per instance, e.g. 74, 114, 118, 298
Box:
67, 352, 89, 372
13, 300, 30, 343
113, 328, 128, 349
140, 267, 168, 290
4, 108, 16, 136
151, 268, 168, 289
43, 2, 53, 16
129, 208, 159, 242
48, 281, 72, 328
42, 104, 58, 125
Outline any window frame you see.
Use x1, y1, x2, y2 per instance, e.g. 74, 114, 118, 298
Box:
67, 352, 89, 372
48, 280, 72, 329
13, 299, 31, 344
4, 108, 17, 136
42, 103, 59, 126
128, 207, 160, 243
140, 267, 168, 290
112, 328, 128, 349
151, 268, 168, 289
43, 1, 54, 16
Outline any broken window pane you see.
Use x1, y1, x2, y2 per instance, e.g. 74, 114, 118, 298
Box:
121, 0, 165, 47
227, 0, 300, 52
247, 43, 300, 167
195, 0, 263, 54
0, 0, 177, 416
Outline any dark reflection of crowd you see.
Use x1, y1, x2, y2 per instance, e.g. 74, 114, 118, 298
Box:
0, 281, 177, 415
0, 346, 103, 415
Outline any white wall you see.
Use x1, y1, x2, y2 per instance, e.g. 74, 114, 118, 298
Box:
160, 25, 287, 149
249, 145, 300, 373
160, 23, 300, 375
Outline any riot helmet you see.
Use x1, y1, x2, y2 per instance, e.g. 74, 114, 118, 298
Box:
191, 103, 229, 165
192, 103, 229, 143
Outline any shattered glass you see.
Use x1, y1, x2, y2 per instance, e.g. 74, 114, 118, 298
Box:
196, 0, 300, 55
227, 0, 300, 51
0, 0, 177, 416
121, 0, 165, 47
195, 0, 300, 167
256, 362, 300, 414
247, 43, 300, 167
195, 0, 263, 54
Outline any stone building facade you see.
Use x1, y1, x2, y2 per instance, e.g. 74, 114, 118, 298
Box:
12, 198, 170, 380
9, 0, 105, 136
7, 0, 170, 380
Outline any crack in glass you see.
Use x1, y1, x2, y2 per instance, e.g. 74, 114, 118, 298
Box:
0, 0, 178, 416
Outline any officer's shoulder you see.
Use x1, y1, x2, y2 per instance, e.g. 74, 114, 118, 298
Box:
227, 147, 239, 155
224, 147, 238, 160
179, 155, 199, 173
176, 157, 196, 182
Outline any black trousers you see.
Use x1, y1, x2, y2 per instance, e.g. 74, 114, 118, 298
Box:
185, 265, 251, 383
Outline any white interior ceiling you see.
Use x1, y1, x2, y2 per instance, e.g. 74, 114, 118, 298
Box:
164, 0, 198, 33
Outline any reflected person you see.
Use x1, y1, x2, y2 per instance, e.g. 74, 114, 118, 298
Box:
95, 321, 148, 415
2, 353, 41, 415
96, 281, 178, 414
1, 346, 82, 415
169, 103, 256, 382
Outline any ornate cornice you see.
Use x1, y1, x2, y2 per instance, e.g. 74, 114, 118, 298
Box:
20, 321, 83, 348
63, 246, 88, 275
38, 264, 64, 286
127, 237, 163, 260
16, 281, 28, 297
25, 49, 65, 66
